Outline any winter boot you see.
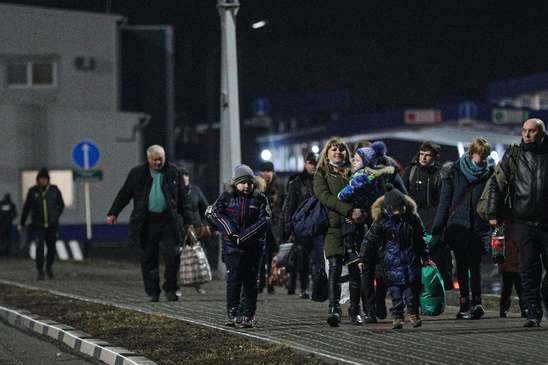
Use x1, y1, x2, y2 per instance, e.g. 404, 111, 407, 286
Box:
37, 270, 45, 281
392, 318, 403, 330
408, 314, 422, 328
240, 315, 255, 328
46, 267, 54, 279
225, 307, 240, 327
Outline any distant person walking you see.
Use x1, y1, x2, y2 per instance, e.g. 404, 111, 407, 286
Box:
0, 193, 17, 257
20, 169, 65, 280
107, 145, 191, 302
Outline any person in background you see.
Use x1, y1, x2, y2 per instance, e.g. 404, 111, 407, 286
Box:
258, 161, 285, 294
209, 164, 270, 328
487, 118, 548, 327
182, 168, 210, 294
0, 193, 17, 257
283, 152, 320, 298
402, 141, 442, 231
496, 224, 525, 318
107, 145, 191, 302
20, 169, 65, 280
432, 138, 494, 320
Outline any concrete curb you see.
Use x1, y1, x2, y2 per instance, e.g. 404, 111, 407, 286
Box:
0, 305, 157, 365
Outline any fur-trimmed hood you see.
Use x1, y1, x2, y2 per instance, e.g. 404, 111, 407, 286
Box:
371, 194, 418, 221
223, 176, 265, 196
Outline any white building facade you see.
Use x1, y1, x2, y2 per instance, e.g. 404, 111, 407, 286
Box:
0, 4, 145, 231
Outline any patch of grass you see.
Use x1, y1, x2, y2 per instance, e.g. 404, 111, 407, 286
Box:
0, 284, 326, 365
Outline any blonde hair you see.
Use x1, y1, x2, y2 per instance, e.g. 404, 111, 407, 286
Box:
469, 138, 491, 159
317, 137, 351, 176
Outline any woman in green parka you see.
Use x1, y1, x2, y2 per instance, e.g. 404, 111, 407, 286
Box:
314, 137, 365, 326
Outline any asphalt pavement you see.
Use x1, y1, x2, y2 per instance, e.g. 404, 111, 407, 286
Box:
0, 317, 99, 365
0, 258, 546, 365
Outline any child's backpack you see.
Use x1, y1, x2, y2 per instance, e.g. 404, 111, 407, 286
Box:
292, 195, 328, 239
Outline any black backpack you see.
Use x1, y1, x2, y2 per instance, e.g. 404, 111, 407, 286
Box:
292, 195, 328, 239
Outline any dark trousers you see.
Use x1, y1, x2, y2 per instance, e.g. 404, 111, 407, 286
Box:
361, 265, 387, 317
288, 235, 325, 293
514, 222, 548, 311
224, 251, 261, 316
453, 235, 483, 305
140, 213, 179, 296
500, 272, 524, 313
0, 226, 12, 256
259, 227, 277, 290
328, 256, 361, 311
34, 226, 57, 272
388, 284, 420, 318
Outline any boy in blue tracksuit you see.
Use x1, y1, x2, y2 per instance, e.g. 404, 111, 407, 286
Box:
359, 186, 428, 329
209, 164, 271, 328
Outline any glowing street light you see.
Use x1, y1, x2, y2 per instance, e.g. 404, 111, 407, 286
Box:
311, 145, 320, 154
260, 149, 272, 161
251, 20, 267, 29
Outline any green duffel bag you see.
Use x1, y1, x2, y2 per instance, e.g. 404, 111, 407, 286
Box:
420, 264, 446, 316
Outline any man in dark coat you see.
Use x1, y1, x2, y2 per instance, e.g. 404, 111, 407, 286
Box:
282, 152, 320, 298
258, 161, 285, 294
402, 141, 442, 231
487, 118, 548, 327
107, 145, 191, 302
0, 193, 17, 257
20, 169, 65, 280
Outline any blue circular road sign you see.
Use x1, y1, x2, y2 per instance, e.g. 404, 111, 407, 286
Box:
72, 140, 100, 169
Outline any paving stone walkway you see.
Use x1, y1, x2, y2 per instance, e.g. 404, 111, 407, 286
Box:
0, 258, 546, 365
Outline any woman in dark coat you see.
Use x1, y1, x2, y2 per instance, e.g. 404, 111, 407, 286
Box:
314, 137, 364, 326
432, 138, 494, 320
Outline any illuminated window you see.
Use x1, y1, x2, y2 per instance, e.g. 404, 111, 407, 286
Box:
21, 170, 74, 208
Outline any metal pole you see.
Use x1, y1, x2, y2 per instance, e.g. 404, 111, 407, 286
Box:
217, 0, 241, 279
217, 0, 241, 192
84, 182, 92, 240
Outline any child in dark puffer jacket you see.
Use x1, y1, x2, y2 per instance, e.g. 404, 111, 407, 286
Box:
208, 164, 271, 328
359, 186, 429, 329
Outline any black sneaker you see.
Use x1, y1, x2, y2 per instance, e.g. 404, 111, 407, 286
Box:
149, 294, 160, 302
299, 292, 310, 299
470, 305, 485, 319
362, 313, 378, 324
240, 316, 255, 328
267, 284, 275, 294
327, 309, 341, 327
348, 308, 363, 325
37, 272, 45, 281
165, 292, 178, 302
46, 268, 54, 279
500, 311, 508, 318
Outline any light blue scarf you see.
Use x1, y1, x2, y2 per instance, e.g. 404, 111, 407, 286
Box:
458, 154, 494, 183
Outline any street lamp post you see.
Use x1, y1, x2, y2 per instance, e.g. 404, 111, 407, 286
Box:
217, 0, 241, 192
216, 0, 241, 280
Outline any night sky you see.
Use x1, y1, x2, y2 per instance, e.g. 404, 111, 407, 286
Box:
4, 0, 548, 123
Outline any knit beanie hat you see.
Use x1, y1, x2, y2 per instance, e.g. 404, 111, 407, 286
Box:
36, 168, 50, 181
232, 164, 254, 185
258, 161, 274, 172
383, 184, 407, 212
355, 141, 387, 169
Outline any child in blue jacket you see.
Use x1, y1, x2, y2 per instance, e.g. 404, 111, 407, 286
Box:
359, 186, 428, 329
208, 164, 271, 328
